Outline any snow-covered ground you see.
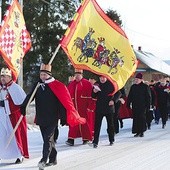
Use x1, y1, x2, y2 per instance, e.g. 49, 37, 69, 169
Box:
1, 118, 170, 170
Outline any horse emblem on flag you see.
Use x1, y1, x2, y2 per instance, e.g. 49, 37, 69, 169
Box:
72, 28, 124, 75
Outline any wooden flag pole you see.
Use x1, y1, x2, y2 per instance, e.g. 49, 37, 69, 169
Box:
48, 44, 61, 64
6, 44, 61, 149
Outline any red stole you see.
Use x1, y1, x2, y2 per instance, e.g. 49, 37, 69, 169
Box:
48, 80, 86, 127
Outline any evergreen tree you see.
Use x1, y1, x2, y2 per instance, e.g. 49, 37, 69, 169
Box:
23, 0, 76, 91
106, 9, 123, 27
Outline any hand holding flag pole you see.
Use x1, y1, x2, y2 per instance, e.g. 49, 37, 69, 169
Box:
6, 44, 62, 149
3, 0, 62, 149
6, 0, 138, 148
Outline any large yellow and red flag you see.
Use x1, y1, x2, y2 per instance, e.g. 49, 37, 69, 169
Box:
60, 0, 137, 92
0, 0, 31, 81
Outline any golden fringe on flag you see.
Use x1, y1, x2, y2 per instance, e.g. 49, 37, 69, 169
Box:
0, 0, 31, 81
60, 0, 137, 93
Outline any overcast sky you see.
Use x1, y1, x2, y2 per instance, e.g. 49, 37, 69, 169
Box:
96, 0, 170, 60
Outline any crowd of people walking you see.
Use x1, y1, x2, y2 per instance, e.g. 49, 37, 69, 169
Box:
0, 65, 170, 170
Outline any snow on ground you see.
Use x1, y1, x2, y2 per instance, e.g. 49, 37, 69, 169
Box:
1, 118, 170, 170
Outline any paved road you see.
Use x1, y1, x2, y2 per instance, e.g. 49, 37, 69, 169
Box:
1, 119, 170, 170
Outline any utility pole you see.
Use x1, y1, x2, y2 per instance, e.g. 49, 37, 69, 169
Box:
18, 0, 23, 87
0, 0, 2, 23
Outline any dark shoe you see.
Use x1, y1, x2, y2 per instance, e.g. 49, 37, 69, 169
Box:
155, 121, 159, 124
162, 124, 166, 129
134, 133, 140, 137
87, 142, 93, 147
120, 123, 123, 128
93, 143, 98, 148
38, 161, 46, 169
15, 158, 23, 164
65, 139, 74, 146
82, 140, 89, 145
46, 160, 57, 167
110, 142, 114, 146
139, 133, 144, 137
148, 126, 151, 130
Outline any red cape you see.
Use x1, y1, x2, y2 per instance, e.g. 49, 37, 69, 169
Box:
48, 80, 86, 127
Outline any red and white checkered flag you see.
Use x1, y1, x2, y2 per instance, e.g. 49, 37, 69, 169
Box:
0, 0, 31, 81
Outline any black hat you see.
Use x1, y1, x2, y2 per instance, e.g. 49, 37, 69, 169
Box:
135, 73, 143, 79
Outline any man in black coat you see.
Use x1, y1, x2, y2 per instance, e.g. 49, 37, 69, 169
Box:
155, 78, 170, 128
146, 80, 156, 129
92, 76, 121, 148
127, 73, 151, 137
21, 64, 65, 169
21, 64, 86, 169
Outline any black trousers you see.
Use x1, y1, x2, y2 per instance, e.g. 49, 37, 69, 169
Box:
93, 111, 115, 145
39, 124, 57, 163
54, 127, 59, 142
159, 107, 168, 125
113, 114, 119, 134
146, 110, 154, 128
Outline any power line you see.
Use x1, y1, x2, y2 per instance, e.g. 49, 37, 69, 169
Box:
126, 27, 170, 43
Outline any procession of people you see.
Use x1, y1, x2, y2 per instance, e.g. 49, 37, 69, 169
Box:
0, 63, 170, 170
1, 0, 170, 169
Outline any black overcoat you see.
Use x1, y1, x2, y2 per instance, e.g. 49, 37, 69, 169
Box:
127, 82, 151, 134
92, 80, 120, 115
22, 81, 66, 126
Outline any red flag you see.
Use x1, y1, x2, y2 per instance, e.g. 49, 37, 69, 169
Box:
60, 0, 137, 93
0, 0, 31, 81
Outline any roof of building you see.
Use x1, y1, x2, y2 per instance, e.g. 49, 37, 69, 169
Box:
164, 60, 170, 65
134, 49, 170, 76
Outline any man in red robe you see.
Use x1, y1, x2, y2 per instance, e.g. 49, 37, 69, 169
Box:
0, 68, 29, 163
65, 69, 93, 146
88, 78, 97, 137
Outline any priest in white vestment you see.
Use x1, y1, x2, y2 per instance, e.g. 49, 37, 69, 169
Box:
0, 67, 29, 163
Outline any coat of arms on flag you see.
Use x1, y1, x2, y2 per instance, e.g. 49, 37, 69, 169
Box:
60, 0, 137, 92
0, 0, 31, 81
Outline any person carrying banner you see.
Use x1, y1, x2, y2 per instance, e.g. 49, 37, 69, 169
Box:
21, 64, 86, 169
65, 69, 93, 146
92, 76, 121, 148
0, 67, 29, 163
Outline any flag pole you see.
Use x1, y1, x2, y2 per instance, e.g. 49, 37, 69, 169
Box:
6, 44, 61, 149
48, 44, 61, 64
